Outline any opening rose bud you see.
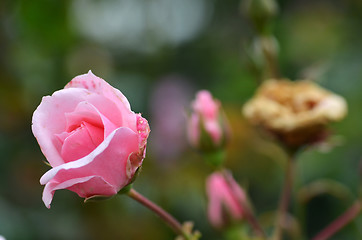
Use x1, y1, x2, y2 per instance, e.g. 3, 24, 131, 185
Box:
187, 90, 229, 152
32, 71, 150, 208
206, 171, 247, 229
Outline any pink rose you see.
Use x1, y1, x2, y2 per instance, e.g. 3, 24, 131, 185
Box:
187, 90, 229, 150
206, 171, 246, 228
32, 71, 150, 208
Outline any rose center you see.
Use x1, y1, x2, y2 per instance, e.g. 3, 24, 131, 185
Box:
56, 121, 104, 163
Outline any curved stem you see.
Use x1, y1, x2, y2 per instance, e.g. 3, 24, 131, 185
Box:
311, 200, 362, 240
127, 188, 191, 240
241, 202, 267, 239
273, 153, 295, 240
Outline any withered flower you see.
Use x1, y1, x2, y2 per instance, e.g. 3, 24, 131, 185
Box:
243, 79, 347, 148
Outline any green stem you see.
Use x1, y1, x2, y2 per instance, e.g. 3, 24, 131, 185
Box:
262, 39, 280, 79
127, 188, 191, 240
311, 200, 362, 240
273, 153, 295, 240
241, 201, 267, 239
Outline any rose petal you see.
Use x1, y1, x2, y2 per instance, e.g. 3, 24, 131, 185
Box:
190, 90, 223, 146
83, 122, 104, 147
206, 173, 243, 228
32, 87, 131, 167
65, 102, 103, 132
32, 88, 96, 167
67, 175, 117, 199
193, 90, 219, 119
42, 176, 115, 208
65, 71, 137, 132
228, 176, 247, 207
40, 127, 139, 208
65, 101, 117, 138
60, 122, 103, 162
65, 70, 131, 110
136, 114, 150, 149
204, 120, 222, 145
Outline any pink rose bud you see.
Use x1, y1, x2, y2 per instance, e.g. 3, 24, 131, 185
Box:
32, 71, 150, 208
206, 171, 247, 229
187, 90, 229, 152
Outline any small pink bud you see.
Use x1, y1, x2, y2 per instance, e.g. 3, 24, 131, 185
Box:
206, 171, 247, 229
187, 90, 229, 152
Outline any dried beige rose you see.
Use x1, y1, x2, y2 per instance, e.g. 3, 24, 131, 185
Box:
243, 79, 347, 147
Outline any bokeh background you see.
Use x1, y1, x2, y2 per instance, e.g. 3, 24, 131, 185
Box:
0, 0, 361, 239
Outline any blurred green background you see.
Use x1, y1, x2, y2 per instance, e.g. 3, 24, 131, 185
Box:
0, 0, 361, 239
